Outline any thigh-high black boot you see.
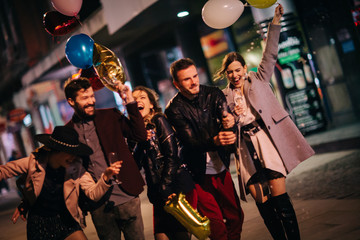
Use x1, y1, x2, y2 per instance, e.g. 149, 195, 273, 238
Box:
272, 193, 300, 240
256, 200, 287, 240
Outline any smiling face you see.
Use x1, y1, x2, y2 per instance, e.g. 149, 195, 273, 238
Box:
226, 61, 247, 89
133, 90, 153, 119
67, 87, 96, 119
173, 65, 200, 99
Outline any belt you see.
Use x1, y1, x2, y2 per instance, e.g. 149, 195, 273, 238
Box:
241, 119, 265, 136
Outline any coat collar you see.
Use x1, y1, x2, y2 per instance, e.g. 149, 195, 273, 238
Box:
244, 76, 251, 95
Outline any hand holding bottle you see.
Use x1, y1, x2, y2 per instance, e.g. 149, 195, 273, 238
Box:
213, 111, 236, 146
222, 111, 235, 130
213, 131, 236, 146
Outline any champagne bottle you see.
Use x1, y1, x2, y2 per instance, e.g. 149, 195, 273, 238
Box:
221, 111, 237, 152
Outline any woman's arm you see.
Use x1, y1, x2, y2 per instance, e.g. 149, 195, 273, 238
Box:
116, 103, 147, 142
254, 4, 283, 83
79, 161, 121, 201
0, 157, 29, 180
272, 3, 284, 25
153, 114, 180, 199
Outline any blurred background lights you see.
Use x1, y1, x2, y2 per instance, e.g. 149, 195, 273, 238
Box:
177, 11, 189, 18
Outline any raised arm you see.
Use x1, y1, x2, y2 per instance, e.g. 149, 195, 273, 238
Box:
254, 4, 283, 83
272, 3, 284, 25
121, 102, 147, 142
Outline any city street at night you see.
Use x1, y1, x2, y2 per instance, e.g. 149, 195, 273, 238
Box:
0, 123, 359, 240
1, 0, 360, 239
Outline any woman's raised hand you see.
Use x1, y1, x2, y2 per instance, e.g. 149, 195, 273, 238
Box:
272, 3, 284, 25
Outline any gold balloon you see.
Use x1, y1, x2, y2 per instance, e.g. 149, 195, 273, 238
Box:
164, 193, 211, 240
93, 43, 126, 92
246, 0, 277, 9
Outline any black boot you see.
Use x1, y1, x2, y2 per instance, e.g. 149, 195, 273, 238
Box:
272, 193, 300, 240
256, 200, 287, 240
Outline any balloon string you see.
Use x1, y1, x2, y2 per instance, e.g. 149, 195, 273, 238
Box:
76, 14, 91, 37
50, 35, 63, 67
54, 48, 63, 67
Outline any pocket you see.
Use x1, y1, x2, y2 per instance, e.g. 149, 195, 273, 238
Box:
271, 111, 289, 124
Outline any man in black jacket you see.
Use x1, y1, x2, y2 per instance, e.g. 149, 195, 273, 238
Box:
165, 58, 244, 240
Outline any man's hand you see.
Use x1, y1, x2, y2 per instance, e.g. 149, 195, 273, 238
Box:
214, 131, 236, 146
115, 82, 134, 104
222, 112, 235, 129
272, 4, 284, 25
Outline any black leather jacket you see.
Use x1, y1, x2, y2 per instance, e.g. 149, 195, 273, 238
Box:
133, 113, 180, 205
165, 85, 231, 183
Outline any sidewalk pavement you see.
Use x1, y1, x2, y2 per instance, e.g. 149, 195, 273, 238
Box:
1, 122, 359, 239
241, 121, 360, 240
241, 149, 360, 240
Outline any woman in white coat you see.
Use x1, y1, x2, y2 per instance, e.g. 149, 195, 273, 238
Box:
0, 126, 121, 240
215, 4, 314, 240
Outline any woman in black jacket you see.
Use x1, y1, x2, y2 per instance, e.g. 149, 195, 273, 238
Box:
132, 86, 191, 240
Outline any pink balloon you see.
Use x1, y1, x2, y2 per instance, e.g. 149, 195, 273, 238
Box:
52, 0, 83, 16
202, 0, 244, 29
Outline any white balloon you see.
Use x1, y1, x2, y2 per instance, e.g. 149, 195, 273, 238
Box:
202, 0, 244, 29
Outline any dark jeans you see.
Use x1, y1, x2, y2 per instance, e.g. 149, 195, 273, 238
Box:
90, 197, 145, 240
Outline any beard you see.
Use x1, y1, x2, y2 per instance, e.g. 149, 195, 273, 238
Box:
73, 102, 96, 121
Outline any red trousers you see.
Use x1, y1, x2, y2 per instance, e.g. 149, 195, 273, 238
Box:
186, 170, 244, 240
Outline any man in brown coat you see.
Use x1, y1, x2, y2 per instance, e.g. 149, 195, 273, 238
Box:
64, 77, 147, 240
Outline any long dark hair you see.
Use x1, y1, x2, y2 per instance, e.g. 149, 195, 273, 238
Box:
133, 86, 162, 114
214, 52, 246, 81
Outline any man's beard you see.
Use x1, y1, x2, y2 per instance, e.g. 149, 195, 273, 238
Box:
74, 102, 95, 121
